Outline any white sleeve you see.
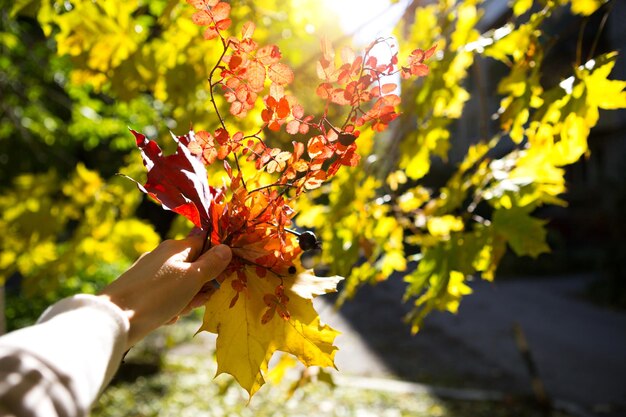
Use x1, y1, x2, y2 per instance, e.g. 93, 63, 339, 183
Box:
0, 294, 130, 417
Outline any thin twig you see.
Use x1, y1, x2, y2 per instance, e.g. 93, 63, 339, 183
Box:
208, 44, 230, 131
588, 1, 612, 62
472, 57, 489, 141
249, 182, 295, 194
575, 16, 588, 67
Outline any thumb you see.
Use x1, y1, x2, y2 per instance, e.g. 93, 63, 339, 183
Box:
192, 244, 232, 283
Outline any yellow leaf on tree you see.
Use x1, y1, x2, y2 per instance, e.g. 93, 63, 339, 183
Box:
570, 0, 606, 16
403, 142, 431, 180
450, 3, 480, 51
200, 267, 341, 397
387, 170, 407, 191
266, 353, 298, 385
550, 113, 590, 166
379, 251, 407, 277
441, 271, 473, 313
582, 55, 626, 111
398, 186, 431, 213
484, 23, 533, 63
497, 65, 528, 97
427, 215, 464, 237
512, 0, 533, 16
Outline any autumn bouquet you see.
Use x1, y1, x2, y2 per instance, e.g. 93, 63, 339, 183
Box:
126, 0, 433, 396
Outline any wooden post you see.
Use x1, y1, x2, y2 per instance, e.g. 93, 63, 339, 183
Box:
513, 322, 550, 408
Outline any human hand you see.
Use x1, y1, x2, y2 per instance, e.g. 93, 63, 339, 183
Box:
99, 236, 232, 349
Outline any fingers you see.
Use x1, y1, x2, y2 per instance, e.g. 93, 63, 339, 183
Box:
184, 227, 207, 260
161, 235, 205, 262
192, 244, 232, 284
181, 234, 206, 262
169, 284, 215, 324
187, 287, 215, 310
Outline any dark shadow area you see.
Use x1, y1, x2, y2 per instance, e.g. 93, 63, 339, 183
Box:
111, 360, 162, 385
330, 277, 528, 393
329, 273, 626, 417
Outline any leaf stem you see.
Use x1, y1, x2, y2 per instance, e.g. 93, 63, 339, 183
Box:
208, 40, 248, 191
201, 227, 212, 254
249, 182, 295, 194
208, 44, 230, 131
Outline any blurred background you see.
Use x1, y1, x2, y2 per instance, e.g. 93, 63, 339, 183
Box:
1, 0, 625, 416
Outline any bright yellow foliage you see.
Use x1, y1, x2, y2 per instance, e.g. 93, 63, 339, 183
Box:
512, 0, 533, 16
0, 165, 159, 290
569, 0, 607, 15
5, 0, 624, 394
427, 215, 465, 237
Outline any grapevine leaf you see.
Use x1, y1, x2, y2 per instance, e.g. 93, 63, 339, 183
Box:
187, 0, 219, 8
401, 45, 436, 79
210, 2, 231, 22
381, 83, 397, 94
187, 0, 232, 40
187, 130, 218, 165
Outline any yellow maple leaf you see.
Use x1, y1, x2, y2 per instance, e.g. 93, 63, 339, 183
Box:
582, 55, 626, 111
199, 267, 342, 397
550, 113, 590, 166
569, 0, 606, 16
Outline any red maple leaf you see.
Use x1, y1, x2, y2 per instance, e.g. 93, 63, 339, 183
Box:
126, 129, 215, 230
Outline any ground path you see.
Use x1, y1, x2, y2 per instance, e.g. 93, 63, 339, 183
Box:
316, 274, 626, 416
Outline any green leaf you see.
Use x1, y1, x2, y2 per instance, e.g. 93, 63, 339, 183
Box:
492, 207, 550, 258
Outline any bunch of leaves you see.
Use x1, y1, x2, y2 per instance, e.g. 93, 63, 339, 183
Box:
0, 0, 336, 328
120, 0, 434, 397
9, 0, 623, 397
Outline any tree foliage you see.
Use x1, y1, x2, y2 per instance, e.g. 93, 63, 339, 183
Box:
299, 0, 624, 331
2, 0, 624, 397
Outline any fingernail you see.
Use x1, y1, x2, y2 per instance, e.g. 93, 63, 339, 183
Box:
213, 244, 232, 261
